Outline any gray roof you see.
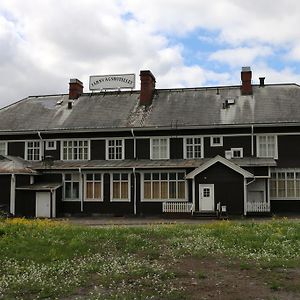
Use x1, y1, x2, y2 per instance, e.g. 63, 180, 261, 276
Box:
0, 84, 300, 133
16, 183, 62, 191
0, 155, 36, 174
31, 157, 276, 170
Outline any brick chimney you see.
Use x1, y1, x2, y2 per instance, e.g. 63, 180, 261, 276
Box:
241, 67, 252, 95
69, 79, 83, 99
140, 70, 156, 106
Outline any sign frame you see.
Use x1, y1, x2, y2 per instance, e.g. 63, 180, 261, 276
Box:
89, 73, 135, 90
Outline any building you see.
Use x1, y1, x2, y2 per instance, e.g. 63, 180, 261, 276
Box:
0, 67, 299, 218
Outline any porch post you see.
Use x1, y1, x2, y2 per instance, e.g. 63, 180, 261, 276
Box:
192, 179, 195, 215
243, 178, 247, 216
10, 174, 15, 215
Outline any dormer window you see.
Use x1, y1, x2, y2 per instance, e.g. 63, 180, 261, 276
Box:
0, 142, 7, 156
210, 136, 223, 147
150, 138, 169, 159
26, 141, 41, 161
257, 135, 277, 158
62, 140, 89, 160
106, 139, 124, 160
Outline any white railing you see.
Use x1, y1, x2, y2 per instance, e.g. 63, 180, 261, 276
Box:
162, 202, 193, 213
246, 202, 270, 212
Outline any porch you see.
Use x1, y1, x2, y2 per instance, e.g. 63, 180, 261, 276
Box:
162, 201, 271, 215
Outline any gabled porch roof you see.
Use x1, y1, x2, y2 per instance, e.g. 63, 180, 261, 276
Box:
185, 155, 254, 179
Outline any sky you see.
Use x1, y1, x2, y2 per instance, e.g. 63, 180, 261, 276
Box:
1, 0, 300, 106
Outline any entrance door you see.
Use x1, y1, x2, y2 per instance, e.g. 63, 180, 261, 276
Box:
199, 184, 214, 211
36, 192, 51, 218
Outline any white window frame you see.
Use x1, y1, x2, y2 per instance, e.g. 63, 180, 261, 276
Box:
84, 173, 103, 202
106, 139, 125, 160
256, 135, 278, 159
0, 141, 7, 156
61, 140, 90, 161
183, 136, 204, 159
141, 171, 187, 202
210, 136, 223, 147
270, 168, 300, 200
231, 148, 243, 158
45, 140, 57, 150
25, 141, 42, 161
63, 173, 80, 201
110, 172, 131, 202
150, 138, 170, 160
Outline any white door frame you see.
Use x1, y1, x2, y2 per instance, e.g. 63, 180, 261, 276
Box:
36, 192, 51, 218
199, 184, 215, 211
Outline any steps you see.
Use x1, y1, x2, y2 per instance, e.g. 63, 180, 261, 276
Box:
192, 211, 219, 219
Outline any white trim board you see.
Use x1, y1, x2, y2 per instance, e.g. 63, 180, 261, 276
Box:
186, 155, 254, 179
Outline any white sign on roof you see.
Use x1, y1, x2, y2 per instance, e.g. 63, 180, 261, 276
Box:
89, 74, 135, 90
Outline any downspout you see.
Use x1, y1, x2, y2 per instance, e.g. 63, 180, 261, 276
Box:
133, 167, 137, 215
131, 129, 137, 215
79, 167, 83, 212
10, 174, 15, 215
131, 128, 136, 159
251, 125, 254, 156
38, 131, 44, 160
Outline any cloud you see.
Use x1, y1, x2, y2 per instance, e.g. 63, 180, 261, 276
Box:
209, 46, 273, 67
0, 0, 300, 107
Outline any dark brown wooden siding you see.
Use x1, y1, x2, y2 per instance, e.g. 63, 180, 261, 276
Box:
204, 136, 251, 158
8, 142, 25, 158
194, 162, 244, 214
136, 139, 150, 159
271, 200, 300, 213
44, 141, 61, 160
170, 138, 183, 159
125, 139, 134, 159
15, 190, 35, 217
0, 175, 11, 211
277, 135, 300, 167
91, 140, 105, 160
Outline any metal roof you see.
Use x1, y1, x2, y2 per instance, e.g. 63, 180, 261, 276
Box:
0, 84, 300, 133
0, 155, 36, 174
31, 158, 276, 170
16, 183, 62, 191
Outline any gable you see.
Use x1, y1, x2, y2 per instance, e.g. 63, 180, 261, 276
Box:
186, 155, 254, 179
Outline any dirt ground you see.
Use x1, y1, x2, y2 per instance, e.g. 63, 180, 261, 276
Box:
173, 256, 300, 300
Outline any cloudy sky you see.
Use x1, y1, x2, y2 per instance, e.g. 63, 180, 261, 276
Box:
1, 0, 300, 106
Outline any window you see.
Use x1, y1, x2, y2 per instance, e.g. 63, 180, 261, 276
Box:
210, 136, 223, 147
257, 135, 277, 158
184, 137, 203, 159
106, 139, 124, 160
143, 172, 186, 201
151, 138, 169, 159
0, 142, 7, 156
26, 141, 41, 161
46, 141, 56, 150
64, 173, 80, 200
231, 148, 243, 158
270, 169, 300, 199
85, 173, 102, 201
62, 140, 89, 160
111, 173, 130, 201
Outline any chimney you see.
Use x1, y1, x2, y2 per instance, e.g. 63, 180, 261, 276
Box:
140, 70, 156, 106
259, 77, 265, 87
241, 67, 252, 95
69, 78, 83, 99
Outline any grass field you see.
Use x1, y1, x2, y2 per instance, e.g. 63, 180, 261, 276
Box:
0, 218, 299, 299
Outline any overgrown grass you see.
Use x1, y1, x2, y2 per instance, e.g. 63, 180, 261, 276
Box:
0, 218, 299, 299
